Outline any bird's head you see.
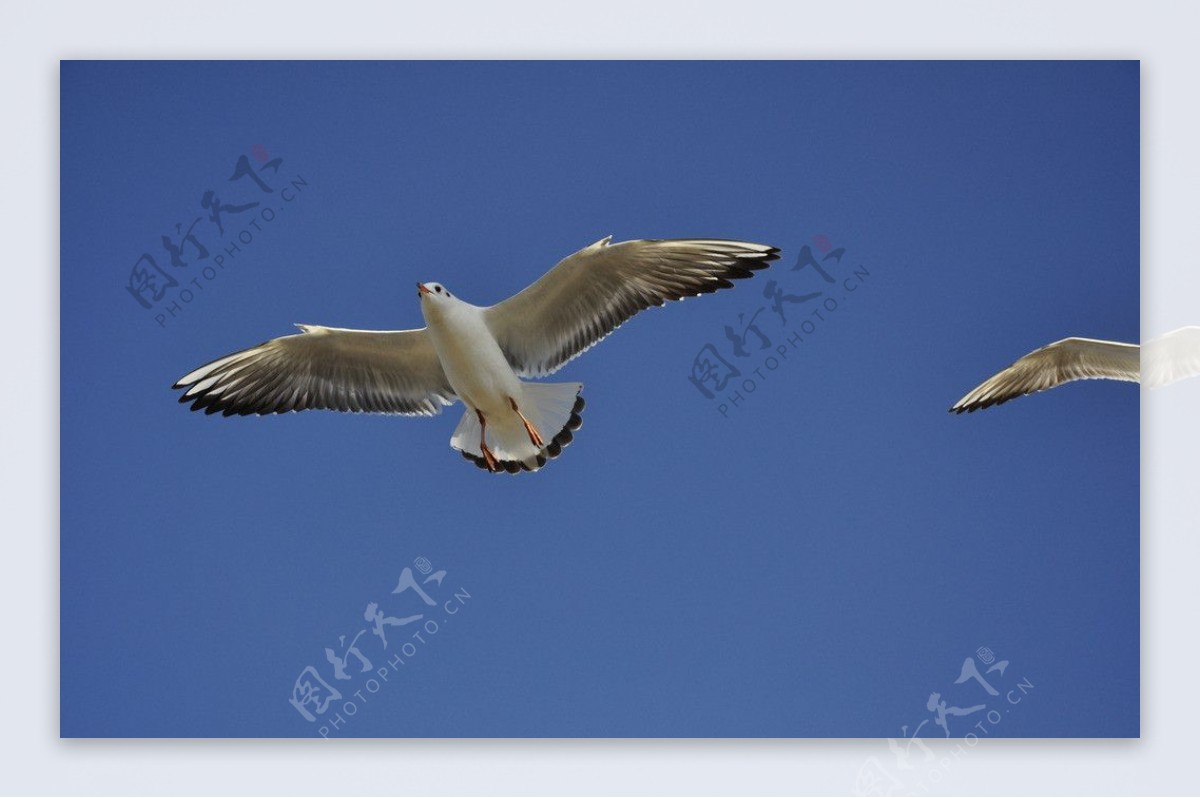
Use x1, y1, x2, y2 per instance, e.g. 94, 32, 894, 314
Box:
417, 282, 461, 319
417, 281, 458, 301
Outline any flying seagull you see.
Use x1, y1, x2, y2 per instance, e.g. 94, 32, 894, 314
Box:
173, 236, 779, 473
949, 336, 1139, 413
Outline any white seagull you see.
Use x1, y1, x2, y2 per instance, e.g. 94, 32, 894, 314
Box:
950, 336, 1140, 413
174, 236, 779, 473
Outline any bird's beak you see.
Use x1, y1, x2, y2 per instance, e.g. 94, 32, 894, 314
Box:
417, 282, 431, 296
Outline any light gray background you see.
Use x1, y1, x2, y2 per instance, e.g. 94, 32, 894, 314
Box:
12, 0, 1194, 794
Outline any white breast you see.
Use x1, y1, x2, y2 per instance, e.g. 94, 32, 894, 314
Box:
423, 299, 521, 413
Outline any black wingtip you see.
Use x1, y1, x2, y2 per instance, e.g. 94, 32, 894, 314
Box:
741, 245, 781, 272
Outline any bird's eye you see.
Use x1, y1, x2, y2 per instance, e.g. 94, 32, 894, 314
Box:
435, 286, 442, 293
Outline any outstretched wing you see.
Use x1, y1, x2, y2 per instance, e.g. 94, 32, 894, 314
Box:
173, 324, 456, 416
950, 337, 1140, 413
484, 237, 779, 377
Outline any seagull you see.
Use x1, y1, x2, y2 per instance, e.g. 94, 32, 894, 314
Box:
949, 336, 1140, 413
173, 236, 779, 473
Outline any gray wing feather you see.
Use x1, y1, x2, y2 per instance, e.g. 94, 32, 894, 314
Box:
951, 337, 1140, 413
484, 237, 779, 377
173, 324, 456, 416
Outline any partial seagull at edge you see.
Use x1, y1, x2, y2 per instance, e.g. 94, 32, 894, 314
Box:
950, 326, 1200, 413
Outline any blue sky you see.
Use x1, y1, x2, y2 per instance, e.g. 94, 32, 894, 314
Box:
60, 61, 1138, 737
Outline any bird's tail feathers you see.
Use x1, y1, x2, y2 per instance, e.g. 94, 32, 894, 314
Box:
451, 382, 585, 474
